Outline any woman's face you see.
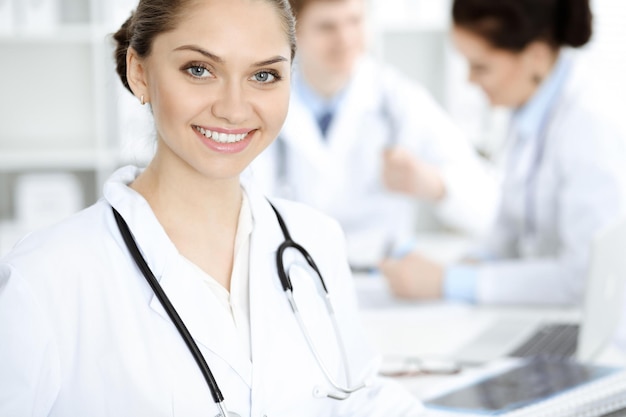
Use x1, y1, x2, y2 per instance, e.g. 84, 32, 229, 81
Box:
452, 25, 537, 107
129, 0, 292, 181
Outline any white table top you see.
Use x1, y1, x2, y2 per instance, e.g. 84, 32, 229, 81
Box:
353, 265, 626, 402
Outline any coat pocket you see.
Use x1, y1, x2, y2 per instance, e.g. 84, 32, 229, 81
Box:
98, 352, 173, 417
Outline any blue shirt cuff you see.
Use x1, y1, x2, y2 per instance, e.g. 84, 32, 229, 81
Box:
443, 265, 478, 303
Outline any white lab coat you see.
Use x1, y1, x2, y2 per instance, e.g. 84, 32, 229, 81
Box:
248, 56, 498, 265
473, 53, 626, 305
0, 166, 424, 417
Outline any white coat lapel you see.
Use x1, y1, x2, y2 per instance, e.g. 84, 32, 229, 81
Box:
245, 184, 286, 314
281, 91, 330, 172
107, 168, 253, 388
245, 187, 299, 414
329, 57, 380, 158
148, 259, 253, 388
245, 189, 349, 415
280, 98, 343, 208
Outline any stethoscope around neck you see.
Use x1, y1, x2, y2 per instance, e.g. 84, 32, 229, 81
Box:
111, 201, 368, 417
514, 59, 572, 242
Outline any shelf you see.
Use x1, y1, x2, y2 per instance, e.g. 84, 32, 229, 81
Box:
0, 149, 118, 171
0, 24, 96, 44
369, 0, 452, 33
374, 20, 451, 33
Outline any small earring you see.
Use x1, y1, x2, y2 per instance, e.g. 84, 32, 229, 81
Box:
140, 95, 145, 105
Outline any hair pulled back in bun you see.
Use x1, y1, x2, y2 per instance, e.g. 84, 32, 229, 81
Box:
452, 0, 592, 51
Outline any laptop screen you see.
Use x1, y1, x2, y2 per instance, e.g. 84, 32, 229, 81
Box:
577, 216, 626, 361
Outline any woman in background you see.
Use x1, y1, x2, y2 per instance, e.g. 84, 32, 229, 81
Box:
381, 0, 626, 305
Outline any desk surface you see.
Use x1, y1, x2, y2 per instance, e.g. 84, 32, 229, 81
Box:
354, 274, 626, 400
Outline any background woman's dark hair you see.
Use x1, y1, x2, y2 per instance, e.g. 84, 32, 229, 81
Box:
452, 0, 593, 51
113, 0, 297, 94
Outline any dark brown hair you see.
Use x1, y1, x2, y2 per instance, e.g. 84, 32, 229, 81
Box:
113, 0, 297, 93
452, 0, 593, 51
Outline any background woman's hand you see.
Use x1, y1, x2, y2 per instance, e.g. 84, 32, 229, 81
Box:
379, 252, 444, 299
382, 147, 446, 202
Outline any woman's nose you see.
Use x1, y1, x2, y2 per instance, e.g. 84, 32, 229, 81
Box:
212, 82, 250, 125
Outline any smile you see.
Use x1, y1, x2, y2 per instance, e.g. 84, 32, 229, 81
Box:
194, 126, 249, 144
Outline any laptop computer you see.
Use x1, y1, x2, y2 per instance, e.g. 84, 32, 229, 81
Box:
449, 216, 626, 365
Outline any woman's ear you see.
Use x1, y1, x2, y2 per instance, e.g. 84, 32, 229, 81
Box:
521, 41, 556, 84
127, 47, 149, 103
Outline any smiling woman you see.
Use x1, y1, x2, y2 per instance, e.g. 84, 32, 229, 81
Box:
0, 0, 424, 416
118, 0, 293, 188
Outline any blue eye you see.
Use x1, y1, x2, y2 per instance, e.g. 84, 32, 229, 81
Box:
253, 71, 278, 83
186, 65, 212, 78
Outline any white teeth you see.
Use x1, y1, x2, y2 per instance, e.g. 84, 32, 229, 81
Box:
195, 126, 248, 143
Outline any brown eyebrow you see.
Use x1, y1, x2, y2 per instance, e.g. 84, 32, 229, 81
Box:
173, 45, 288, 67
174, 45, 224, 63
252, 56, 289, 67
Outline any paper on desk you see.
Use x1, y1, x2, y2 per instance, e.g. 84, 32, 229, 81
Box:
353, 273, 403, 309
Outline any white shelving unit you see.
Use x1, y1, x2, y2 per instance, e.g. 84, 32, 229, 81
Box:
368, 0, 451, 104
0, 0, 141, 255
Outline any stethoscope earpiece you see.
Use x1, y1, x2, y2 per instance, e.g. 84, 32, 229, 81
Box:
313, 386, 350, 401
312, 386, 326, 398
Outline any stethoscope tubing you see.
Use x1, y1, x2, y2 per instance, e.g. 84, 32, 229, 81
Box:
517, 62, 572, 238
270, 201, 367, 396
112, 208, 226, 405
112, 200, 368, 414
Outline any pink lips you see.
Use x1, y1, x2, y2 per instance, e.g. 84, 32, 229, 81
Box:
193, 125, 255, 154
